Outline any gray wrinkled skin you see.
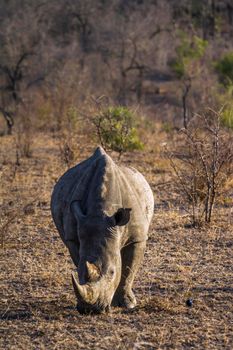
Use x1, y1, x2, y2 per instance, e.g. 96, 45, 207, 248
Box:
51, 147, 154, 313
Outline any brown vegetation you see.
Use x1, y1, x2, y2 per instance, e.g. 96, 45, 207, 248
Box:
1, 122, 232, 349
167, 109, 233, 226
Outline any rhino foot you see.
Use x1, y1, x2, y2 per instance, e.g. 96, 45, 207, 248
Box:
112, 290, 136, 309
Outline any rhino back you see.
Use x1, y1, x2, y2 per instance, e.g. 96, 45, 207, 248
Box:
51, 147, 154, 245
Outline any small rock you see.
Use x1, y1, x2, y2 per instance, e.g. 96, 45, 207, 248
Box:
186, 298, 193, 307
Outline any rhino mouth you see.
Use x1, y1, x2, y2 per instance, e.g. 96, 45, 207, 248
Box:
71, 272, 112, 314
76, 302, 110, 315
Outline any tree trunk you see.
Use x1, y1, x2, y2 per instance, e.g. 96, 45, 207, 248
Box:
1, 110, 14, 135
182, 80, 191, 129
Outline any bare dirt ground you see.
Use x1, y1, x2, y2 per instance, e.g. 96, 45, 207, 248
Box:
1, 131, 232, 349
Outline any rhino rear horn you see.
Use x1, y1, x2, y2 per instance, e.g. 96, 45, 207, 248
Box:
86, 262, 101, 282
71, 272, 98, 304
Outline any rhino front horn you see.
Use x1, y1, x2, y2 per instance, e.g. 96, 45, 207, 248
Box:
71, 272, 98, 304
86, 261, 101, 282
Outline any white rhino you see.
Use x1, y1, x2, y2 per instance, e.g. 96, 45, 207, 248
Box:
51, 146, 154, 313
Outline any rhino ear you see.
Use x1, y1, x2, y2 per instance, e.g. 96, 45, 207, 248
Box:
113, 208, 131, 226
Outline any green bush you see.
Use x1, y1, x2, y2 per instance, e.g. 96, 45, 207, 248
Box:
217, 83, 233, 129
220, 105, 233, 129
215, 52, 233, 87
93, 106, 143, 156
170, 32, 208, 79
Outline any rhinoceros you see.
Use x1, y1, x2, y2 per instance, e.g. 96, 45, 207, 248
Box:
51, 146, 154, 313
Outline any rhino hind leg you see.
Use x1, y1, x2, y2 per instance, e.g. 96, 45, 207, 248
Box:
112, 241, 146, 309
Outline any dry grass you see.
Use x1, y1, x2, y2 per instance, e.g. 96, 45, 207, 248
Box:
0, 130, 232, 350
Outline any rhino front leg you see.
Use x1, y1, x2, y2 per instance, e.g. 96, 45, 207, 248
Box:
112, 241, 146, 309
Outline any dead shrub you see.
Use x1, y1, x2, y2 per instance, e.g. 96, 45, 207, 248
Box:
15, 109, 34, 159
57, 128, 80, 169
167, 109, 233, 226
58, 138, 75, 169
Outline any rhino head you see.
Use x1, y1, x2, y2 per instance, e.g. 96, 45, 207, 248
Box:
71, 201, 131, 313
